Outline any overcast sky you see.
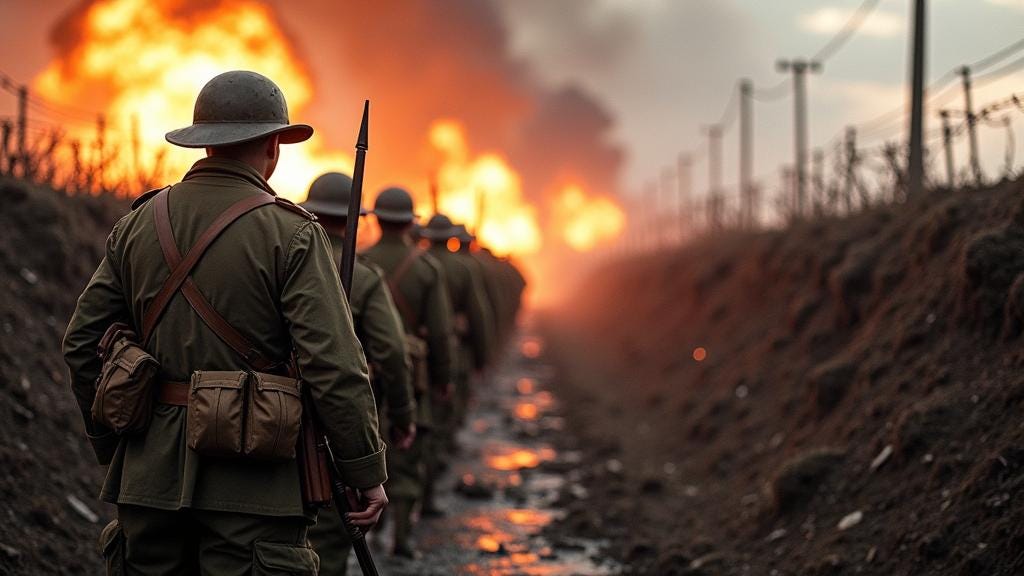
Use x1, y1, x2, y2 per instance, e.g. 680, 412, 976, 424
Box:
1, 0, 1021, 204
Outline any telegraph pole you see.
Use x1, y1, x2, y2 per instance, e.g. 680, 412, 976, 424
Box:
708, 125, 724, 232
939, 110, 955, 187
739, 79, 754, 228
907, 0, 927, 197
16, 85, 27, 178
812, 148, 825, 214
843, 127, 858, 212
0, 121, 10, 176
777, 59, 821, 218
677, 153, 692, 242
958, 66, 982, 185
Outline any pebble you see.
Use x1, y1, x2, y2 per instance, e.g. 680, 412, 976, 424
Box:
0, 542, 19, 559
866, 546, 878, 563
837, 510, 863, 531
765, 528, 787, 542
683, 485, 700, 497
67, 494, 99, 523
870, 445, 893, 471
605, 459, 623, 474
19, 268, 38, 285
10, 401, 34, 421
569, 484, 589, 500
735, 385, 749, 399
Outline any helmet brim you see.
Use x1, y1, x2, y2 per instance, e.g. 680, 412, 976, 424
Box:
420, 227, 459, 241
165, 122, 313, 148
299, 199, 367, 218
372, 209, 417, 224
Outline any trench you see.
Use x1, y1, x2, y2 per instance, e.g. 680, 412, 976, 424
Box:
357, 322, 618, 575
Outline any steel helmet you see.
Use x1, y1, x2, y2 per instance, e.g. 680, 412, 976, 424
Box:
300, 172, 368, 218
372, 187, 417, 224
165, 70, 313, 148
420, 214, 459, 241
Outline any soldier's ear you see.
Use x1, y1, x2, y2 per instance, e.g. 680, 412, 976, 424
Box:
265, 134, 281, 160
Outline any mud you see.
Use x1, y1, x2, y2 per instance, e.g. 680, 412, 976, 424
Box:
366, 326, 618, 575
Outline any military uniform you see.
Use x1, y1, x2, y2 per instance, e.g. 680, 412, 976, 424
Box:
63, 72, 386, 575
363, 187, 454, 557
302, 173, 415, 575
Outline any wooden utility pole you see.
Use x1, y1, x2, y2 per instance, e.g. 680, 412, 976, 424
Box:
843, 127, 858, 212
907, 0, 927, 197
739, 79, 754, 228
958, 66, 982, 185
677, 153, 692, 242
708, 125, 724, 232
812, 148, 825, 214
939, 110, 955, 187
0, 121, 10, 176
777, 59, 821, 218
16, 85, 27, 179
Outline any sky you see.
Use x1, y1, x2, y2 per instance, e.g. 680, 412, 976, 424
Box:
1, 0, 1022, 209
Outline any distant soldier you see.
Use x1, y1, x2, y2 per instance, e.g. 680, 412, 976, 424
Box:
421, 216, 494, 473
301, 172, 416, 574
363, 186, 454, 558
63, 71, 387, 574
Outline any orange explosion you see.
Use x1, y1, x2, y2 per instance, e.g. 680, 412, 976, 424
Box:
429, 120, 542, 257
552, 184, 626, 252
32, 0, 350, 200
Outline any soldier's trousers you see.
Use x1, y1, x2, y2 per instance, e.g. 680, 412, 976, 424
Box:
108, 504, 318, 575
307, 505, 351, 575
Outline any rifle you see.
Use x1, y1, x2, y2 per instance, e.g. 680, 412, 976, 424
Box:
305, 100, 378, 576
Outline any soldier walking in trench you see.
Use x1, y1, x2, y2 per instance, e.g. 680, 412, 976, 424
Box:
362, 186, 455, 558
63, 70, 387, 575
301, 172, 417, 574
421, 215, 495, 482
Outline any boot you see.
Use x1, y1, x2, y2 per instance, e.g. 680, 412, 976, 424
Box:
391, 498, 418, 559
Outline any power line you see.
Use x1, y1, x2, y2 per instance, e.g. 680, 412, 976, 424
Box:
812, 0, 883, 63
971, 37, 1024, 73
973, 54, 1024, 88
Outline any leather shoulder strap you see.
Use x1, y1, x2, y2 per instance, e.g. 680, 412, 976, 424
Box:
131, 186, 170, 210
141, 189, 276, 347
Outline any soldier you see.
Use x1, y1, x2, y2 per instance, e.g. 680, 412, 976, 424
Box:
363, 186, 454, 558
301, 172, 416, 574
421, 216, 494, 471
63, 71, 387, 574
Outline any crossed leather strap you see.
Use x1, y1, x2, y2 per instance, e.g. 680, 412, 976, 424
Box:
140, 187, 278, 372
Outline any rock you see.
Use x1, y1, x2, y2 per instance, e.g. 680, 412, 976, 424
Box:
866, 546, 878, 562
67, 494, 99, 523
0, 542, 20, 559
808, 359, 856, 414
605, 459, 623, 474
765, 528, 787, 542
837, 510, 863, 531
568, 483, 589, 500
771, 448, 844, 513
870, 445, 894, 471
19, 268, 38, 285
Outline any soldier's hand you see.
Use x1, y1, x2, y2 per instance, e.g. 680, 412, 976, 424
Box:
391, 422, 416, 450
346, 484, 388, 528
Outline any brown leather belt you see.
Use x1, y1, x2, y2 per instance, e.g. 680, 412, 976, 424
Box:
157, 381, 190, 406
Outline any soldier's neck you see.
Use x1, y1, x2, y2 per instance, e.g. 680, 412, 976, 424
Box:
379, 229, 411, 245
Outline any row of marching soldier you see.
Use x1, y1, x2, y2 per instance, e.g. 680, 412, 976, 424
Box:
63, 70, 524, 575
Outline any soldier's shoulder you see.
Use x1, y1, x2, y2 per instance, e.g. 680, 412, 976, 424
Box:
356, 255, 386, 279
272, 197, 318, 222
419, 251, 446, 278
130, 185, 170, 210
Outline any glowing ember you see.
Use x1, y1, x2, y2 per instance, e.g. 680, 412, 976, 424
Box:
505, 509, 552, 527
552, 184, 626, 252
514, 402, 539, 421
693, 347, 708, 362
516, 378, 536, 395
476, 535, 503, 554
484, 445, 556, 471
521, 339, 542, 359
429, 120, 542, 257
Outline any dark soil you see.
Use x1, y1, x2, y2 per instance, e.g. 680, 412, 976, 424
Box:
543, 177, 1024, 575
0, 178, 126, 574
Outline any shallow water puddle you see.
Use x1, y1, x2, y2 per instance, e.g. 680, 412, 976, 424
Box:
369, 330, 617, 576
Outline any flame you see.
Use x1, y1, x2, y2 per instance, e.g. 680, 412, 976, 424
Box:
429, 120, 542, 257
552, 184, 626, 252
32, 0, 350, 200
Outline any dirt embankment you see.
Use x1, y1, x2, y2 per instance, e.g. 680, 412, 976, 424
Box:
0, 179, 125, 574
544, 178, 1024, 575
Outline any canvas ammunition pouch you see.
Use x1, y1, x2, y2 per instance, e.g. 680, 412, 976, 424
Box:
91, 322, 160, 435
184, 370, 302, 461
404, 333, 429, 394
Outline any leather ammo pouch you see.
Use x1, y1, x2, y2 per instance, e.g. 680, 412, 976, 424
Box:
404, 333, 429, 393
187, 370, 302, 461
91, 322, 159, 435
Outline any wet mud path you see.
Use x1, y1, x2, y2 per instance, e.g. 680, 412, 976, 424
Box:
367, 325, 617, 575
